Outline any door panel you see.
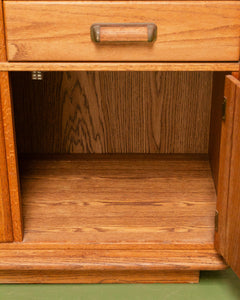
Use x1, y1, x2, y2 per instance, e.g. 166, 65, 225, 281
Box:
0, 80, 13, 242
0, 72, 23, 242
225, 79, 240, 277
215, 75, 240, 278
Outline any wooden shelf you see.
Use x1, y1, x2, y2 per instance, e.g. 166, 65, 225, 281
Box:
19, 154, 217, 247
0, 154, 226, 283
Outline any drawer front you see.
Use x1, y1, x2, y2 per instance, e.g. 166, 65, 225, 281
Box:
4, 1, 240, 62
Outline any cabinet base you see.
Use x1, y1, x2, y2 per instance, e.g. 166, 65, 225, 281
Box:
0, 246, 226, 283
0, 270, 200, 284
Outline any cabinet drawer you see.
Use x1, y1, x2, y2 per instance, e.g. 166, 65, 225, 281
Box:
4, 1, 240, 62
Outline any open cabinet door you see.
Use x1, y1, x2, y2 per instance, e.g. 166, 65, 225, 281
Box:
0, 72, 23, 242
0, 84, 13, 242
215, 74, 240, 278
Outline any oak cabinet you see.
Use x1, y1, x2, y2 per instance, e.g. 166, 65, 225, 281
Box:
0, 0, 240, 284
4, 1, 240, 62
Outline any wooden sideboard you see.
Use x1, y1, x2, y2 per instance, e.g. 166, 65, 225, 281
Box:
0, 0, 239, 283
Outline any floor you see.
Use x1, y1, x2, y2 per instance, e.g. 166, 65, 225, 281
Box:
0, 269, 239, 300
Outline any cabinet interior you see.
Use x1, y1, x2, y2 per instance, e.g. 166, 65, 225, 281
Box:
10, 71, 226, 247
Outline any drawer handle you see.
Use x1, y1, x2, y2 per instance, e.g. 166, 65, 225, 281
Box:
91, 23, 157, 43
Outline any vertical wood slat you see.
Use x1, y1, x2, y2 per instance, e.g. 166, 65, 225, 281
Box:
0, 84, 13, 242
0, 0, 22, 242
0, 0, 13, 242
226, 78, 240, 278
0, 0, 6, 62
208, 72, 228, 191
0, 72, 22, 242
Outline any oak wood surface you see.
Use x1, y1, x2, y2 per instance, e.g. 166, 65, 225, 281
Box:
0, 79, 13, 242
98, 26, 149, 42
0, 153, 226, 282
0, 241, 220, 250
0, 248, 225, 271
4, 1, 240, 62
208, 72, 228, 191
0, 270, 200, 284
91, 24, 156, 43
0, 245, 226, 283
0, 2, 13, 242
12, 71, 212, 154
0, 63, 239, 71
0, 1, 6, 61
18, 154, 217, 246
224, 77, 240, 278
215, 76, 238, 257
0, 72, 22, 241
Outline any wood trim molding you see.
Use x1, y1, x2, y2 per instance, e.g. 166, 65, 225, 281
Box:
0, 270, 200, 284
0, 0, 6, 61
0, 62, 239, 72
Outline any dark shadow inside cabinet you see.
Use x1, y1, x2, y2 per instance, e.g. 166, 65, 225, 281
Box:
10, 71, 226, 247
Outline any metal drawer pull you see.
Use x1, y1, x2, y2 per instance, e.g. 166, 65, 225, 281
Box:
91, 23, 157, 43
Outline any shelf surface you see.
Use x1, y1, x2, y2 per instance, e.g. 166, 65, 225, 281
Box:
0, 154, 225, 281
19, 154, 217, 247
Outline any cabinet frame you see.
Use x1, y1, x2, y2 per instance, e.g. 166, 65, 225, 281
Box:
0, 0, 240, 283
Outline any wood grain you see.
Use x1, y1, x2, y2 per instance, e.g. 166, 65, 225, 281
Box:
12, 71, 212, 154
0, 72, 22, 241
0, 0, 13, 242
0, 1, 13, 242
0, 270, 200, 284
99, 26, 149, 42
208, 72, 228, 191
0, 62, 239, 71
0, 241, 219, 250
0, 0, 6, 61
0, 245, 226, 283
0, 248, 226, 271
0, 78, 13, 242
215, 76, 238, 257
17, 154, 217, 246
91, 24, 156, 43
224, 77, 240, 278
4, 1, 240, 62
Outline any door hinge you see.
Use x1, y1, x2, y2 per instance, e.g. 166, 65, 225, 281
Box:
31, 71, 43, 81
222, 97, 227, 121
215, 210, 219, 232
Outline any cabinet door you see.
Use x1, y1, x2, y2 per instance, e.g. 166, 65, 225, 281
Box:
0, 72, 23, 242
215, 75, 240, 278
0, 83, 13, 242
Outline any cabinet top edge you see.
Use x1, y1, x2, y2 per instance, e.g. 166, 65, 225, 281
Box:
0, 62, 239, 72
